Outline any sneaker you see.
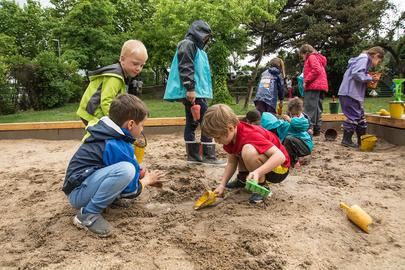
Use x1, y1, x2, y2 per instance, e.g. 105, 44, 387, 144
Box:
226, 178, 246, 189
73, 208, 113, 237
249, 193, 264, 204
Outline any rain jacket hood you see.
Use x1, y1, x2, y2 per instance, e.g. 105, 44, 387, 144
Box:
185, 20, 212, 50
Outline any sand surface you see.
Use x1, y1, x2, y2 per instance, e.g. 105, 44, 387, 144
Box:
0, 133, 404, 270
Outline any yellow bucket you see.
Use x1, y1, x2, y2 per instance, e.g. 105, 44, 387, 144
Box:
134, 145, 145, 163
389, 101, 404, 119
134, 131, 147, 164
359, 134, 377, 151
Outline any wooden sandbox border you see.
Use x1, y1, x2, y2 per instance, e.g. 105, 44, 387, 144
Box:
0, 114, 404, 145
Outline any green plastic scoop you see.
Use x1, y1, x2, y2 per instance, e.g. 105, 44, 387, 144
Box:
245, 180, 272, 198
393, 79, 405, 102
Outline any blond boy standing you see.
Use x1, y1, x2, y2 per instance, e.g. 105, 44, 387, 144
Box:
77, 40, 148, 125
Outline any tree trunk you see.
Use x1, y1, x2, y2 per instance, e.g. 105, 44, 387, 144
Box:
244, 35, 265, 109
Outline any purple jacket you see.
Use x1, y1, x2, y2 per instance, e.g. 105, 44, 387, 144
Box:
338, 53, 373, 102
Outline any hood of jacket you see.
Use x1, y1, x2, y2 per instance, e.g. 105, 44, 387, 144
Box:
308, 53, 327, 67
184, 20, 212, 49
85, 116, 135, 144
347, 53, 370, 69
87, 63, 126, 81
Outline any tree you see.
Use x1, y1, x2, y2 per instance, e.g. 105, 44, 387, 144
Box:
0, 0, 48, 59
55, 0, 119, 70
249, 0, 391, 95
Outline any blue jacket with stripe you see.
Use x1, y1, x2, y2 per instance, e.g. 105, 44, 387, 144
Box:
63, 117, 141, 197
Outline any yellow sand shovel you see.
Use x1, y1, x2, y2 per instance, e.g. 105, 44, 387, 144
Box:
194, 190, 219, 210
340, 202, 373, 233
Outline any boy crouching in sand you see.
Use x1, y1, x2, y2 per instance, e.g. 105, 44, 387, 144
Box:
201, 104, 290, 204
63, 94, 166, 237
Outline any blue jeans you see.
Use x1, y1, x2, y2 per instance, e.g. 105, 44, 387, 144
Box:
184, 98, 212, 142
68, 162, 135, 214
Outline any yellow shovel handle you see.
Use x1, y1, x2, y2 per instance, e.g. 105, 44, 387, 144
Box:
340, 202, 350, 211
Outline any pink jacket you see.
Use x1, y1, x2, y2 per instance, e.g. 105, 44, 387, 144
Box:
303, 53, 328, 92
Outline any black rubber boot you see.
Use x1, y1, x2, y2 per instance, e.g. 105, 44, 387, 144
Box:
201, 143, 226, 166
356, 128, 366, 148
341, 130, 357, 148
186, 142, 202, 163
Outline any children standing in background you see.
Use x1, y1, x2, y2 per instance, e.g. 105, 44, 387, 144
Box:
253, 58, 285, 116
201, 104, 290, 204
286, 76, 293, 99
338, 46, 384, 148
77, 40, 148, 126
164, 20, 224, 165
64, 94, 166, 237
299, 44, 328, 136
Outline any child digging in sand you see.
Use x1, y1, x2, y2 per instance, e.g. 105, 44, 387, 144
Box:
280, 97, 312, 167
63, 94, 166, 237
201, 104, 290, 204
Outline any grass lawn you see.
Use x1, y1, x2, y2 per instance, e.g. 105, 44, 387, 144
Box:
0, 96, 394, 123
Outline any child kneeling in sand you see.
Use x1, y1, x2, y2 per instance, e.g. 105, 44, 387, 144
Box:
63, 94, 166, 237
261, 97, 313, 167
201, 104, 290, 204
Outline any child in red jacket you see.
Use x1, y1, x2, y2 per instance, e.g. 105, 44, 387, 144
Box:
299, 44, 328, 136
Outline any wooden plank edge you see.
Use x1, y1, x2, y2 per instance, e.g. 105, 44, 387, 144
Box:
0, 114, 404, 131
0, 117, 186, 131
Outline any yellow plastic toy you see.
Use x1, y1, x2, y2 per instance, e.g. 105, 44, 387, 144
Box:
359, 134, 377, 151
340, 202, 373, 233
389, 101, 404, 119
194, 190, 218, 210
134, 131, 147, 164
376, 108, 390, 116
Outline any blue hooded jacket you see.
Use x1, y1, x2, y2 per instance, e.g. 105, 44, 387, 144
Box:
254, 67, 284, 110
63, 116, 141, 197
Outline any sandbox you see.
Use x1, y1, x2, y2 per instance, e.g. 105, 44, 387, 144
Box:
0, 116, 404, 269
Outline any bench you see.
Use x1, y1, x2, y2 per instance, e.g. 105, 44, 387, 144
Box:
228, 86, 256, 104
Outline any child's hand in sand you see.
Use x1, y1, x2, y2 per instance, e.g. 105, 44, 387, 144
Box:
140, 170, 167, 188
214, 184, 225, 196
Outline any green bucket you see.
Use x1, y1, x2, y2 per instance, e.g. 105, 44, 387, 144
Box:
329, 102, 339, 114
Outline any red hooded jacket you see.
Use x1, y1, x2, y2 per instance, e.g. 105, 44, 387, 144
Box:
303, 53, 328, 92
